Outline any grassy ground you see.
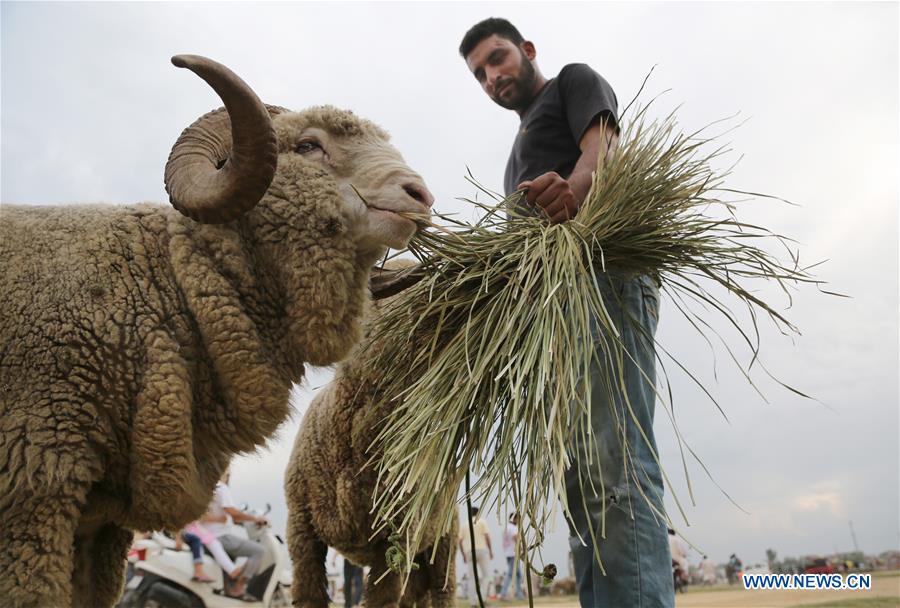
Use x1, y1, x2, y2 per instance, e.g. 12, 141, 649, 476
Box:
454, 599, 575, 607
791, 598, 900, 608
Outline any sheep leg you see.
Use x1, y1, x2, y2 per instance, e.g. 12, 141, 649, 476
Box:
425, 533, 457, 608
399, 559, 430, 608
364, 542, 402, 608
286, 502, 329, 608
0, 479, 91, 607
71, 522, 133, 608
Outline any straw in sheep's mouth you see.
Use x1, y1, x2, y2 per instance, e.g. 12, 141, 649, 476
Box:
350, 183, 432, 227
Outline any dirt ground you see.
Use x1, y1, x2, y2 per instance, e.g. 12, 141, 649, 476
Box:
458, 573, 900, 608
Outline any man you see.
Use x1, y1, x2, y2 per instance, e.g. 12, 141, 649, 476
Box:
460, 18, 673, 607
669, 528, 690, 590
203, 469, 269, 600
727, 553, 743, 585
458, 506, 493, 607
668, 529, 689, 574
343, 557, 364, 608
332, 552, 364, 607
501, 514, 524, 600
699, 554, 717, 585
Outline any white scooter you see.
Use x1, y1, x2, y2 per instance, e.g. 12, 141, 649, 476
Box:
118, 505, 292, 608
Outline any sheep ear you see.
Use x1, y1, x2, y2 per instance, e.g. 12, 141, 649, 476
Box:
369, 264, 426, 299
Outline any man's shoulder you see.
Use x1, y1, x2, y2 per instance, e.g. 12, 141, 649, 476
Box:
214, 482, 235, 505
558, 63, 602, 81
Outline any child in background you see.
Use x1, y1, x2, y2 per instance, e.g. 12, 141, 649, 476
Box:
174, 529, 215, 583
183, 520, 244, 582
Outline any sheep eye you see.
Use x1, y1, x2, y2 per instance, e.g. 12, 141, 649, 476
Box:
295, 140, 321, 154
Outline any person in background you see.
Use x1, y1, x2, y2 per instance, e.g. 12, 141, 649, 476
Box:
459, 17, 672, 607
492, 570, 502, 598
458, 506, 493, 607
206, 468, 268, 600
331, 553, 364, 608
174, 528, 216, 583
182, 518, 244, 583
726, 553, 743, 584
668, 529, 689, 575
699, 554, 717, 585
668, 528, 690, 590
730, 554, 743, 583
501, 514, 524, 600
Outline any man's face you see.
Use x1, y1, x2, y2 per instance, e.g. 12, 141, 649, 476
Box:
465, 34, 537, 112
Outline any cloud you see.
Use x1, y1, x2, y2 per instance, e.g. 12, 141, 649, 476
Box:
789, 483, 845, 518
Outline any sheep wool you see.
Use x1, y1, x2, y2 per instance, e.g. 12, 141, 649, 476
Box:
285, 260, 457, 608
0, 55, 433, 608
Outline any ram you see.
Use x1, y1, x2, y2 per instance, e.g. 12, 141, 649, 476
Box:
0, 55, 432, 608
285, 261, 456, 608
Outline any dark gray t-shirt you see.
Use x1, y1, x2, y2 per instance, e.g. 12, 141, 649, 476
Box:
504, 63, 618, 199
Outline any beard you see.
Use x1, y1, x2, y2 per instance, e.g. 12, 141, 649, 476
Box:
491, 49, 537, 112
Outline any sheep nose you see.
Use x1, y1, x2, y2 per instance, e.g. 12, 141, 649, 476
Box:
403, 183, 435, 208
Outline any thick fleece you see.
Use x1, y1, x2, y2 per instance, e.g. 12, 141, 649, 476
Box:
285, 266, 458, 608
0, 106, 421, 608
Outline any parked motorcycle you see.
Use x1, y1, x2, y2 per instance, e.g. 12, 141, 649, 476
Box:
118, 505, 291, 608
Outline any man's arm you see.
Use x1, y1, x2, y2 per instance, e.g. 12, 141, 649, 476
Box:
483, 528, 493, 560
517, 115, 618, 224
224, 506, 267, 526
200, 513, 228, 524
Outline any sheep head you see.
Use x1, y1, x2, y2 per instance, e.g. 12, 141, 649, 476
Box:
271, 108, 432, 252
164, 54, 432, 254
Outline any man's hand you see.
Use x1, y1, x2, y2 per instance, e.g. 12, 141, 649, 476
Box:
224, 506, 267, 526
517, 172, 578, 224
516, 116, 618, 225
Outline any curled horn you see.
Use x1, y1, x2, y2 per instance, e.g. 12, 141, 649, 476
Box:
164, 55, 278, 224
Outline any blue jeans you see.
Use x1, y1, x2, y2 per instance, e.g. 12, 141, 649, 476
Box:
343, 560, 364, 608
501, 556, 524, 599
181, 531, 204, 564
565, 274, 674, 607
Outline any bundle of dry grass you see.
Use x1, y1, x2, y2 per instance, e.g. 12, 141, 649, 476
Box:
360, 102, 830, 577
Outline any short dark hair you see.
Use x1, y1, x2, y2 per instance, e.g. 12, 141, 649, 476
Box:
459, 18, 525, 58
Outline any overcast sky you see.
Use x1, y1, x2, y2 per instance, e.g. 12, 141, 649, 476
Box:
2, 1, 897, 578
